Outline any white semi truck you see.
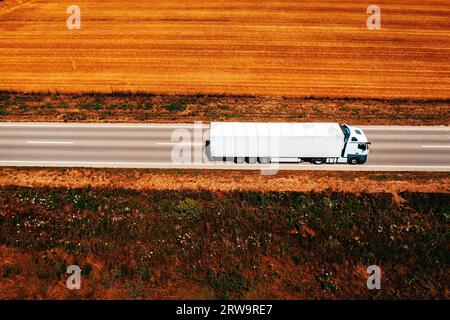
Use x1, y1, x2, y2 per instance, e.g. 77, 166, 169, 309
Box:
207, 122, 370, 165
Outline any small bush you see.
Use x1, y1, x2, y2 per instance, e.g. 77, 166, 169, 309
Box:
0, 92, 10, 101
2, 265, 22, 278
317, 272, 339, 293
40, 103, 53, 109
166, 102, 185, 112
175, 198, 202, 222
79, 103, 101, 110
207, 269, 250, 300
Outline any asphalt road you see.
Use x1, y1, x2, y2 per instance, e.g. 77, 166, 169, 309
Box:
0, 123, 449, 171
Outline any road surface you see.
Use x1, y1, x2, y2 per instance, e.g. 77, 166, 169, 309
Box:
0, 123, 449, 171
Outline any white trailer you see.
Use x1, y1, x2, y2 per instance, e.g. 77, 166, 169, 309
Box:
208, 122, 370, 165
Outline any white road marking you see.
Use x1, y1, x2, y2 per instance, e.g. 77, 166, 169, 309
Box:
422, 145, 450, 148
0, 123, 208, 129
360, 126, 450, 131
26, 141, 74, 145
155, 142, 204, 146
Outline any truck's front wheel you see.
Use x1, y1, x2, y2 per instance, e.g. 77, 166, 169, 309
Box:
348, 157, 359, 165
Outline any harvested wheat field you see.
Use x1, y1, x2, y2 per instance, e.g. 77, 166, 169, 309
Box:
1, 0, 450, 98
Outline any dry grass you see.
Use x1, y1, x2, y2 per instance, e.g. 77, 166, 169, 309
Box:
0, 167, 448, 194
0, 91, 449, 124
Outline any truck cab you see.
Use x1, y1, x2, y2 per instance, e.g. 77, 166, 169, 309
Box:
340, 124, 371, 164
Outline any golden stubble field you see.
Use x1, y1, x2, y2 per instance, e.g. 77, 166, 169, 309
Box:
0, 0, 449, 98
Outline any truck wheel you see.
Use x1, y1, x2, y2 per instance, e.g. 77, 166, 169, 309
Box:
313, 158, 325, 165
349, 157, 359, 165
258, 157, 271, 164
247, 157, 257, 164
204, 140, 212, 160
234, 157, 245, 164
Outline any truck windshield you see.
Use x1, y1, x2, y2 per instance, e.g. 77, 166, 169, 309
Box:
358, 143, 368, 151
341, 125, 350, 141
